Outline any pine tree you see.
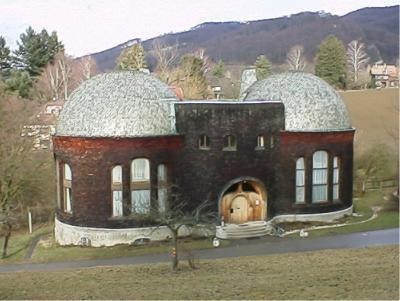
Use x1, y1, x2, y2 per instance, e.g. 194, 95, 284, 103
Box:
212, 60, 225, 78
13, 27, 63, 77
315, 35, 347, 89
117, 43, 147, 71
255, 55, 271, 80
178, 55, 208, 99
0, 36, 11, 79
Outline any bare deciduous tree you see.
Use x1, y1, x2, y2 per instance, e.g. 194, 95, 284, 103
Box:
36, 51, 74, 101
347, 40, 369, 82
152, 41, 178, 84
150, 199, 215, 271
286, 45, 306, 71
76, 55, 97, 82
193, 48, 211, 74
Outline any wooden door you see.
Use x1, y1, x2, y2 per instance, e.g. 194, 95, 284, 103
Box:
230, 195, 248, 224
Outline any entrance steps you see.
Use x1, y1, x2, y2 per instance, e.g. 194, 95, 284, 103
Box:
216, 220, 273, 239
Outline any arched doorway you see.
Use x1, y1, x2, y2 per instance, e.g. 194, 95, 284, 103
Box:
219, 178, 267, 224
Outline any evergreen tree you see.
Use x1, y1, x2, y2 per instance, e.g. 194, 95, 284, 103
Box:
315, 35, 347, 88
13, 27, 63, 77
255, 55, 271, 80
117, 43, 147, 71
0, 36, 11, 79
178, 55, 208, 99
212, 60, 225, 78
5, 70, 32, 98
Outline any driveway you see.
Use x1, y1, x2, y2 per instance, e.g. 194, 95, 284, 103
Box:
0, 228, 398, 273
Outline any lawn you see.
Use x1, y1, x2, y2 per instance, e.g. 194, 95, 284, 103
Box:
0, 245, 398, 300
340, 88, 399, 156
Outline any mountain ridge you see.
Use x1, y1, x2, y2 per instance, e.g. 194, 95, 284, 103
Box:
85, 5, 399, 72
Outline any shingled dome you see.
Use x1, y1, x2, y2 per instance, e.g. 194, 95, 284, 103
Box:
242, 72, 351, 131
56, 71, 178, 137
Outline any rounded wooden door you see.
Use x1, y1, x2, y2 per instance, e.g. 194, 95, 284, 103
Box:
229, 195, 248, 224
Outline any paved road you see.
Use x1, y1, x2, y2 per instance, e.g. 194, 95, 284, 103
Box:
0, 228, 398, 273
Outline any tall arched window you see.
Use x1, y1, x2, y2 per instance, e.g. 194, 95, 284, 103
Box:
63, 163, 72, 213
312, 151, 328, 203
223, 135, 237, 151
198, 134, 210, 150
111, 165, 123, 217
333, 156, 340, 200
157, 164, 168, 213
256, 135, 265, 149
131, 158, 150, 214
295, 158, 305, 203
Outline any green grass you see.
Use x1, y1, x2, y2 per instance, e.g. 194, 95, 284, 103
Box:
31, 236, 225, 263
286, 190, 399, 237
0, 245, 398, 300
0, 224, 52, 263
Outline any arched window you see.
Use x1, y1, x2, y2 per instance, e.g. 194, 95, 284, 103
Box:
223, 135, 237, 150
312, 151, 328, 203
157, 164, 168, 213
131, 158, 150, 214
111, 165, 123, 217
295, 158, 305, 203
256, 135, 265, 149
63, 163, 72, 213
198, 135, 210, 149
333, 156, 340, 200
270, 136, 275, 148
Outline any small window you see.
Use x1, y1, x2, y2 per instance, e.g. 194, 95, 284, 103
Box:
157, 164, 168, 213
333, 156, 340, 200
270, 136, 275, 148
198, 135, 210, 149
131, 158, 151, 214
256, 135, 265, 149
223, 135, 237, 151
63, 163, 72, 213
295, 158, 305, 203
312, 151, 328, 203
111, 165, 123, 217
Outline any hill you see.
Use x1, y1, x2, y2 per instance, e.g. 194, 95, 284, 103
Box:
87, 5, 399, 72
340, 88, 399, 156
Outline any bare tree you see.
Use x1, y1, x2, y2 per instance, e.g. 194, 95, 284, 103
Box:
77, 55, 97, 82
150, 199, 215, 271
152, 41, 178, 84
35, 51, 74, 101
286, 45, 306, 71
347, 40, 369, 82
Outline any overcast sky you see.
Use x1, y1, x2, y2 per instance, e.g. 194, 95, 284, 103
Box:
0, 0, 398, 57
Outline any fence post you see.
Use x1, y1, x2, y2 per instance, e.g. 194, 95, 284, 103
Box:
28, 210, 32, 234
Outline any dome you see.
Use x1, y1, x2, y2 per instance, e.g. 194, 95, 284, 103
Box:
56, 71, 178, 137
241, 72, 351, 131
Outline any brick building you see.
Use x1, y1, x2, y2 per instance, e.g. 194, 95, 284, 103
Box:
53, 71, 354, 246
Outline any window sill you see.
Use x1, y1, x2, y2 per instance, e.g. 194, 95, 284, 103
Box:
255, 146, 266, 151
199, 147, 210, 151
223, 147, 237, 151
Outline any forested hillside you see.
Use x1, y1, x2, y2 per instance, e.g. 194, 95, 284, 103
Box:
88, 5, 399, 72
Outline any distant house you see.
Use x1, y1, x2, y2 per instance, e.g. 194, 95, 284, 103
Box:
368, 64, 399, 88
21, 100, 64, 150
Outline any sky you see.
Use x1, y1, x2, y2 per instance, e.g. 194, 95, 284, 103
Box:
0, 0, 398, 57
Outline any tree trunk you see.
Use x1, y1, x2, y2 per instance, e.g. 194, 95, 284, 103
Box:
171, 230, 179, 271
2, 223, 12, 259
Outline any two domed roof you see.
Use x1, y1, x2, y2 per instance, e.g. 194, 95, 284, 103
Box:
56, 71, 351, 138
242, 72, 351, 131
56, 71, 177, 137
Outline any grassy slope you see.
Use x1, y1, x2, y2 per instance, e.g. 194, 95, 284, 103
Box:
0, 245, 398, 300
340, 88, 399, 156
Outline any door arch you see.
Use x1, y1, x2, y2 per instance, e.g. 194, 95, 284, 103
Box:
219, 178, 267, 224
